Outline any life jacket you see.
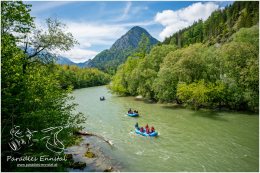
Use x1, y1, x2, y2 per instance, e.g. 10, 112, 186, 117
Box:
146, 128, 150, 134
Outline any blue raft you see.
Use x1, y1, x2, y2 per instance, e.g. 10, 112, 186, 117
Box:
127, 113, 139, 117
135, 128, 158, 137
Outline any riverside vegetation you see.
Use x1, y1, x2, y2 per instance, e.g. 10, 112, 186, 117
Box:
1, 1, 109, 171
109, 1, 259, 112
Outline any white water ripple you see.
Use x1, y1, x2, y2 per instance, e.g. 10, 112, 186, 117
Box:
136, 150, 144, 155
159, 155, 170, 160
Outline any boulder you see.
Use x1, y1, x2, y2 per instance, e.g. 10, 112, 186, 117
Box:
69, 162, 86, 169
104, 166, 113, 172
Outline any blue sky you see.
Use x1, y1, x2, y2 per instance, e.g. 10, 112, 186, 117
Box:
27, 1, 233, 63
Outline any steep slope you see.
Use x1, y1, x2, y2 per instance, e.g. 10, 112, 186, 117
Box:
87, 26, 159, 73
56, 56, 77, 65
56, 56, 92, 68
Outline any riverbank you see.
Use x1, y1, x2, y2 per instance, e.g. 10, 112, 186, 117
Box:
65, 135, 121, 172
133, 95, 259, 114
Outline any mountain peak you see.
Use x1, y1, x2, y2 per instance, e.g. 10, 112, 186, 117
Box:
87, 26, 159, 73
129, 26, 147, 32
111, 26, 158, 51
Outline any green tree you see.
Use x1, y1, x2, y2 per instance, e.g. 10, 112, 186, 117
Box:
109, 56, 140, 95
219, 25, 259, 111
177, 80, 226, 109
1, 1, 85, 171
177, 80, 210, 109
135, 45, 177, 99
22, 18, 78, 73
57, 65, 110, 89
154, 43, 207, 102
1, 1, 34, 36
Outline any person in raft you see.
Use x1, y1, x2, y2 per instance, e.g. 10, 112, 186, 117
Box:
145, 124, 149, 129
146, 126, 150, 134
135, 122, 140, 130
151, 126, 155, 133
140, 127, 144, 132
145, 124, 154, 134
133, 110, 139, 113
128, 108, 132, 114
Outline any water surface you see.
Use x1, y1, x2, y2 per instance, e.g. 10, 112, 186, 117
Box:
71, 86, 259, 172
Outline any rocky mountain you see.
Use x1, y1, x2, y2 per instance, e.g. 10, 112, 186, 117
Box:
76, 59, 91, 68
56, 56, 91, 67
86, 26, 159, 73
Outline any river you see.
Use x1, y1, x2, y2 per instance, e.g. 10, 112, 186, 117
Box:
71, 86, 258, 172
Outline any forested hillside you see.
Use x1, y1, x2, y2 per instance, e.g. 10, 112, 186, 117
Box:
57, 65, 110, 89
163, 1, 259, 47
109, 1, 259, 112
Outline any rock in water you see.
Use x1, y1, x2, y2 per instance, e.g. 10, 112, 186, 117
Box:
104, 166, 113, 172
85, 151, 95, 158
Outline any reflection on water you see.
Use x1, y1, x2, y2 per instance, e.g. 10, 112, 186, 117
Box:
72, 86, 259, 172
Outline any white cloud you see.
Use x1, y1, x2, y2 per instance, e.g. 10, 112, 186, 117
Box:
66, 21, 128, 45
66, 22, 126, 41
113, 2, 132, 22
57, 48, 98, 63
155, 2, 219, 40
113, 2, 149, 22
122, 2, 132, 20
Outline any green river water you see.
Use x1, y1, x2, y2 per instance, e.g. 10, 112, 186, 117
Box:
71, 86, 259, 172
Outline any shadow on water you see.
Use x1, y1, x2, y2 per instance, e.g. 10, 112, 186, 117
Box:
160, 104, 186, 110
191, 110, 228, 121
227, 110, 259, 116
161, 104, 229, 121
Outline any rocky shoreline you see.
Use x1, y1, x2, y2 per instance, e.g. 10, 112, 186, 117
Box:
64, 135, 121, 172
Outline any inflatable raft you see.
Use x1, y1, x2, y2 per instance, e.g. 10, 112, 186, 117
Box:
135, 128, 158, 137
127, 113, 139, 117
